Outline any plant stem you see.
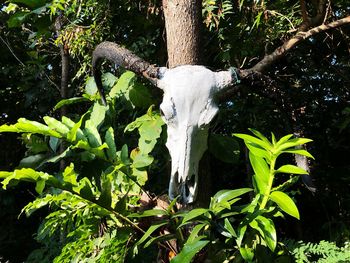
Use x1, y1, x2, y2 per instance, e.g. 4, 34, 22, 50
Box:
259, 158, 276, 209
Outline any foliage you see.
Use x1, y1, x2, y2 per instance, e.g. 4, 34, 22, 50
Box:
0, 71, 165, 262
284, 239, 350, 263
129, 129, 314, 262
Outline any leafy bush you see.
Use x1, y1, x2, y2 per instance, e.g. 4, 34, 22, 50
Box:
0, 71, 322, 262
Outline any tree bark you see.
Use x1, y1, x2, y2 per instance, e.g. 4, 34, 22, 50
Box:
162, 0, 202, 68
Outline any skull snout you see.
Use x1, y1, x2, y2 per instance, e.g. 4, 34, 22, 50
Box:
167, 126, 208, 204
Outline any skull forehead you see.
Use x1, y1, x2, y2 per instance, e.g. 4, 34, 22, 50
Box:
160, 65, 216, 98
159, 65, 218, 123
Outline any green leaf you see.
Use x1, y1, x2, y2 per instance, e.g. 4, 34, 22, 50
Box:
249, 152, 269, 193
84, 120, 102, 147
89, 103, 107, 130
19, 154, 47, 169
223, 218, 237, 238
105, 127, 117, 162
43, 116, 69, 136
7, 11, 30, 28
35, 179, 45, 194
212, 188, 252, 205
99, 173, 112, 208
234, 133, 272, 151
181, 208, 208, 226
275, 134, 294, 147
248, 129, 271, 146
249, 216, 276, 251
269, 191, 300, 219
240, 246, 254, 262
128, 209, 168, 218
282, 149, 315, 159
0, 118, 62, 138
135, 221, 167, 246
276, 165, 308, 175
209, 134, 240, 163
109, 71, 135, 99
53, 97, 89, 111
276, 138, 313, 152
187, 223, 207, 243
66, 113, 87, 142
85, 76, 98, 95
171, 238, 209, 263
132, 154, 154, 168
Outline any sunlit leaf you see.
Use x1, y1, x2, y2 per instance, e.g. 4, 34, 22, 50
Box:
276, 165, 308, 175
269, 191, 300, 219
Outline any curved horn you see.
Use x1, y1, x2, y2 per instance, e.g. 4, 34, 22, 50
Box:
92, 41, 160, 105
215, 67, 241, 91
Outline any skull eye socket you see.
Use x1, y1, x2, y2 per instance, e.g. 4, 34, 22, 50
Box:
160, 102, 176, 122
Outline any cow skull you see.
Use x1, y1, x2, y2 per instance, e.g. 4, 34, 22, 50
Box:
92, 42, 240, 204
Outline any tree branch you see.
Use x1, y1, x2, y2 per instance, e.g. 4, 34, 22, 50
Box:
250, 15, 350, 73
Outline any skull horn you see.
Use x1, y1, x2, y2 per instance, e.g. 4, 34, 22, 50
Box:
92, 41, 161, 105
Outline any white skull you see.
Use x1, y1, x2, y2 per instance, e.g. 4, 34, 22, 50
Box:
156, 65, 234, 203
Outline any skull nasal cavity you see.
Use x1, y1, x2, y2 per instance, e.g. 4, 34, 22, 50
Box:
185, 174, 196, 197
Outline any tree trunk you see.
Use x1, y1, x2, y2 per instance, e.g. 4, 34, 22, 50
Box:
162, 0, 202, 68
163, 0, 211, 207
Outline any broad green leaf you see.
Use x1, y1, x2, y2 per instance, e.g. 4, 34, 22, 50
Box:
49, 137, 60, 152
132, 168, 148, 186
85, 76, 98, 95
19, 154, 46, 169
102, 72, 118, 89
66, 113, 87, 142
212, 188, 252, 205
42, 146, 72, 165
209, 134, 240, 163
89, 103, 107, 130
1, 168, 59, 190
181, 208, 208, 225
246, 142, 270, 161
269, 191, 300, 219
132, 154, 154, 168
43, 116, 69, 135
276, 138, 313, 152
0, 118, 61, 138
233, 133, 272, 151
275, 134, 294, 147
105, 127, 117, 162
7, 11, 30, 27
249, 216, 277, 251
53, 97, 89, 111
84, 120, 102, 147
35, 179, 45, 194
276, 165, 308, 175
129, 82, 154, 108
135, 221, 167, 246
62, 164, 77, 186
171, 238, 209, 263
282, 149, 315, 159
249, 152, 269, 193
128, 209, 168, 218
240, 246, 254, 262
109, 71, 135, 99
72, 177, 94, 200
